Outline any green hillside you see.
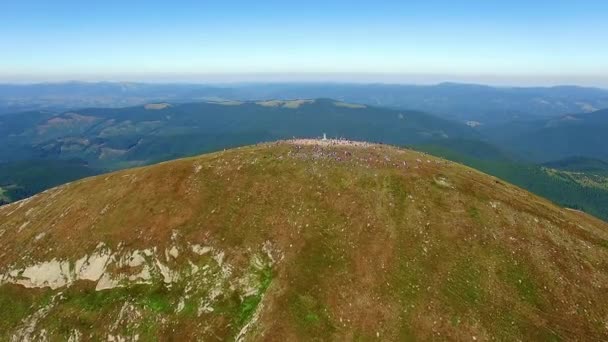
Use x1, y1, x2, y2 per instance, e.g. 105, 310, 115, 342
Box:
0, 159, 99, 205
1, 141, 607, 340
417, 140, 608, 221
483, 109, 608, 162
0, 99, 476, 168
543, 156, 608, 173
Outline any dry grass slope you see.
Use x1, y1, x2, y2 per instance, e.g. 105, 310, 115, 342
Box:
1, 140, 608, 340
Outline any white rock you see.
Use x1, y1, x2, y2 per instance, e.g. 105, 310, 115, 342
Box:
96, 273, 121, 291
17, 221, 30, 233
17, 259, 71, 289
191, 244, 212, 255
127, 251, 146, 267
155, 259, 177, 284
168, 246, 179, 259
77, 249, 112, 282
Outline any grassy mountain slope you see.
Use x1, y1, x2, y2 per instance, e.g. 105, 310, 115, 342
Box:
417, 140, 608, 221
1, 141, 607, 340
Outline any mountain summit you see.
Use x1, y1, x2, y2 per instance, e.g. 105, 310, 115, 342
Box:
1, 140, 607, 340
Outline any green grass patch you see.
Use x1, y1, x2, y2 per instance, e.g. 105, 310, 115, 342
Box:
66, 286, 128, 312
178, 298, 199, 317
491, 310, 524, 340
289, 293, 335, 334
468, 206, 481, 221
355, 174, 377, 190
139, 291, 172, 313
394, 258, 423, 304
499, 260, 542, 308
450, 315, 461, 326
0, 285, 50, 333
235, 265, 274, 329
236, 295, 262, 327
383, 174, 409, 220
443, 260, 484, 308
0, 186, 11, 203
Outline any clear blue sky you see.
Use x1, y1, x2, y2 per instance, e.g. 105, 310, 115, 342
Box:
1, 0, 607, 85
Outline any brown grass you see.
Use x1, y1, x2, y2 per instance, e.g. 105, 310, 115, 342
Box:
1, 141, 608, 340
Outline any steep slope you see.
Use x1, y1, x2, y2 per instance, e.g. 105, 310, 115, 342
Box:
1, 140, 608, 340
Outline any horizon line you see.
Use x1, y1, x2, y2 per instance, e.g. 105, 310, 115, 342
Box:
1, 78, 607, 90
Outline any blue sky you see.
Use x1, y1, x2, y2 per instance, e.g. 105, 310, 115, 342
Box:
1, 0, 607, 85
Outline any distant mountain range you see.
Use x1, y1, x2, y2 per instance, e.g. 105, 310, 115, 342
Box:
543, 156, 608, 173
2, 82, 608, 124
482, 108, 608, 162
0, 99, 476, 168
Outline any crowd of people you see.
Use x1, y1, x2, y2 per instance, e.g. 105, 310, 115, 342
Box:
284, 137, 420, 171
287, 137, 374, 147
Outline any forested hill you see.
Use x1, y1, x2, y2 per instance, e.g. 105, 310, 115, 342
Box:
0, 99, 476, 169
482, 108, 608, 162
